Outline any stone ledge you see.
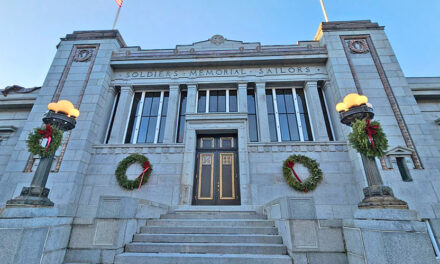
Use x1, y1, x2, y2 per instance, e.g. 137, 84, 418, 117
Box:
354, 208, 418, 221
92, 144, 185, 154
248, 142, 348, 153
61, 30, 126, 47
321, 20, 383, 32
344, 219, 426, 232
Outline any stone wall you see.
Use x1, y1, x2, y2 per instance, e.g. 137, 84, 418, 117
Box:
0, 108, 32, 180
249, 142, 360, 218
76, 144, 184, 217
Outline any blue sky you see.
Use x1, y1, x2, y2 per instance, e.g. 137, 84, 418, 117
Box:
1, 0, 439, 89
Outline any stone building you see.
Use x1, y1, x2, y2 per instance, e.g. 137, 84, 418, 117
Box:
0, 20, 439, 264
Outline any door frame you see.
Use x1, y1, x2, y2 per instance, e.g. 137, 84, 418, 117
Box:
179, 113, 251, 206
192, 134, 240, 205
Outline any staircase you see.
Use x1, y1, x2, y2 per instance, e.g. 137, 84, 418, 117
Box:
115, 211, 292, 264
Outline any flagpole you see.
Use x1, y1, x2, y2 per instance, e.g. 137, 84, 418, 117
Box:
112, 5, 122, 29
319, 0, 329, 22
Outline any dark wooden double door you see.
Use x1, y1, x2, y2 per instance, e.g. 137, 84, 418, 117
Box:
192, 134, 240, 205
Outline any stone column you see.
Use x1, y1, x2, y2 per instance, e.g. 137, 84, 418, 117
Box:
108, 86, 134, 144
255, 82, 271, 142
163, 84, 180, 143
304, 81, 329, 141
186, 84, 197, 113
237, 83, 248, 112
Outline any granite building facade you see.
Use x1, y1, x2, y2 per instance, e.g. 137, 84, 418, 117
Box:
0, 20, 439, 264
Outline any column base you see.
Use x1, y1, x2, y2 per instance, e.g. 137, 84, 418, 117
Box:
358, 185, 408, 209
6, 186, 54, 207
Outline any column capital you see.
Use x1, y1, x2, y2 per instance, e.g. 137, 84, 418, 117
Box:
255, 82, 266, 88
120, 85, 134, 95
186, 83, 198, 88
107, 85, 119, 95
238, 83, 248, 89
305, 81, 318, 87
169, 84, 179, 90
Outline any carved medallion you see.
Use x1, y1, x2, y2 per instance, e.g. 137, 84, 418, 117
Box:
74, 48, 94, 62
348, 39, 369, 54
210, 35, 225, 45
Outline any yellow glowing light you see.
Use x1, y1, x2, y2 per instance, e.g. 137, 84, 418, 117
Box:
335, 93, 368, 112
48, 100, 80, 118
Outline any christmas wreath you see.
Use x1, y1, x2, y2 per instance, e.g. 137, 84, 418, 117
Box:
283, 154, 323, 192
26, 124, 63, 158
115, 154, 152, 190
348, 118, 388, 158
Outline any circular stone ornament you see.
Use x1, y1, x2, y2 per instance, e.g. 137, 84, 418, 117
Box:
348, 118, 388, 158
115, 154, 153, 190
283, 154, 323, 192
26, 125, 63, 158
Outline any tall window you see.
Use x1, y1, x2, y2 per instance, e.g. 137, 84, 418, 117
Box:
318, 84, 335, 141
176, 90, 187, 143
247, 89, 258, 142
104, 89, 120, 144
197, 89, 238, 113
125, 91, 169, 144
266, 88, 313, 142
396, 157, 412, 182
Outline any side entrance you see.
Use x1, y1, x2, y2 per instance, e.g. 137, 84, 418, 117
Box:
192, 134, 240, 205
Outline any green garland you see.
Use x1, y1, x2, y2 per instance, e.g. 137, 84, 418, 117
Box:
348, 118, 388, 158
26, 125, 63, 158
283, 154, 323, 192
115, 154, 153, 190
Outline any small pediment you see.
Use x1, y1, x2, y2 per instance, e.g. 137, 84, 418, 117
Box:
385, 146, 413, 157
175, 35, 260, 53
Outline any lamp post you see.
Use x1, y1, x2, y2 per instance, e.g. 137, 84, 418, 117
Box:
337, 94, 408, 209
7, 100, 79, 207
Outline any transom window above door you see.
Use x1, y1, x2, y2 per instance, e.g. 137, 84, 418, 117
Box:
125, 91, 168, 144
197, 89, 238, 113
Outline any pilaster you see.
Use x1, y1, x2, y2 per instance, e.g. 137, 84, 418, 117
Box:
163, 85, 180, 143
186, 84, 197, 114
108, 86, 134, 144
304, 81, 328, 141
255, 82, 270, 142
238, 83, 248, 113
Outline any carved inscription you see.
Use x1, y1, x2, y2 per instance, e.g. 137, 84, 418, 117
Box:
117, 65, 325, 80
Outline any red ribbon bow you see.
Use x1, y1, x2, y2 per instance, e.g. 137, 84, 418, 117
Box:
365, 119, 379, 149
38, 124, 53, 152
137, 161, 150, 190
286, 161, 302, 183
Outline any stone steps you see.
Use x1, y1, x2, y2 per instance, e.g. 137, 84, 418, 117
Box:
161, 211, 267, 219
126, 242, 287, 255
146, 219, 274, 227
115, 253, 292, 264
114, 211, 291, 264
141, 226, 279, 234
133, 233, 283, 244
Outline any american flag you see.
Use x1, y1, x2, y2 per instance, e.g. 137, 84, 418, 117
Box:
115, 0, 123, 7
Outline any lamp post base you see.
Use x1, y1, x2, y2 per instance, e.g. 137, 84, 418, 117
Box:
6, 186, 54, 207
358, 185, 408, 209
